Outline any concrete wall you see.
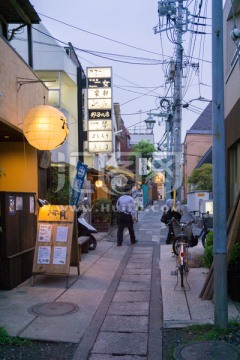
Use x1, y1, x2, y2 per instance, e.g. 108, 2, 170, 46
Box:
0, 36, 48, 128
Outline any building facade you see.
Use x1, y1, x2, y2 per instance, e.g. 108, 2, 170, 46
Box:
223, 0, 240, 214
182, 102, 212, 200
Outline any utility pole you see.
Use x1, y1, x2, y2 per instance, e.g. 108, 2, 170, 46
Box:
156, 1, 185, 200
212, 0, 228, 328
172, 0, 183, 200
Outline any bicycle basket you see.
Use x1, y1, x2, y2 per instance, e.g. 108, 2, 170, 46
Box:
172, 223, 181, 236
202, 215, 213, 229
173, 222, 192, 237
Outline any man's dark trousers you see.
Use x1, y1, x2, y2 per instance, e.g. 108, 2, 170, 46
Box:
117, 220, 136, 245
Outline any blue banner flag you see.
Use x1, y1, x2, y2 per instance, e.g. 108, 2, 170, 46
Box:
70, 161, 88, 206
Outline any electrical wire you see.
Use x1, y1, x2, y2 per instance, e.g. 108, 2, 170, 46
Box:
38, 12, 173, 59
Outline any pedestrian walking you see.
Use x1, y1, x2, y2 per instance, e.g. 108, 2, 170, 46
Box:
116, 185, 138, 246
163, 190, 182, 244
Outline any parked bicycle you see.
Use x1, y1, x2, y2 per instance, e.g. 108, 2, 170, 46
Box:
167, 218, 198, 289
167, 218, 198, 256
190, 211, 213, 247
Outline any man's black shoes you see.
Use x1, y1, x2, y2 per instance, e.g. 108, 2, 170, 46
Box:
131, 240, 138, 245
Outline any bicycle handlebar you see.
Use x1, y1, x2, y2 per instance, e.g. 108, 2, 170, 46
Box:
166, 218, 194, 226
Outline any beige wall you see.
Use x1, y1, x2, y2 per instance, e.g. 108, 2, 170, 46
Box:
223, 0, 240, 118
183, 133, 212, 199
0, 36, 48, 195
0, 142, 38, 194
0, 36, 48, 129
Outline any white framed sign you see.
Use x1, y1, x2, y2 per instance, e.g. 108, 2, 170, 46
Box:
87, 67, 113, 154
88, 120, 112, 131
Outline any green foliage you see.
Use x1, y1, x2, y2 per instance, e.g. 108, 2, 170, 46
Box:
184, 320, 240, 341
131, 140, 156, 158
92, 198, 112, 223
229, 243, 240, 270
203, 230, 240, 270
203, 230, 213, 269
46, 166, 71, 205
128, 140, 156, 183
128, 140, 156, 166
188, 163, 212, 191
0, 327, 31, 345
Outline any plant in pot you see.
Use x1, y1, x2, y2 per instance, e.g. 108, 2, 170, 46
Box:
91, 198, 112, 231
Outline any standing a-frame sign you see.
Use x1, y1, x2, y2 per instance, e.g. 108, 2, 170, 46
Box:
32, 205, 79, 287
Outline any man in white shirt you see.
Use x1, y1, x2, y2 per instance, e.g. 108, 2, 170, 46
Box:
116, 186, 138, 246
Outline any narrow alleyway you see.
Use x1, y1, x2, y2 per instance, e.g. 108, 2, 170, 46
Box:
73, 202, 164, 360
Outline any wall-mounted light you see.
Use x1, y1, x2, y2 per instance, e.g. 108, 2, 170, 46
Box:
95, 180, 103, 188
23, 105, 69, 150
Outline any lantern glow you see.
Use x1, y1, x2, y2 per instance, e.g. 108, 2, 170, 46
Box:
95, 180, 103, 188
23, 105, 69, 150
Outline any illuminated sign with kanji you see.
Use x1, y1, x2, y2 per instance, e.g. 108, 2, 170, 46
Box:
87, 67, 113, 154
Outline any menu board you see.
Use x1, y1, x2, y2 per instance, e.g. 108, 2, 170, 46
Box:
32, 205, 79, 280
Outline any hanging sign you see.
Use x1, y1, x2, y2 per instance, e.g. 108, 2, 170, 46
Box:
87, 67, 113, 154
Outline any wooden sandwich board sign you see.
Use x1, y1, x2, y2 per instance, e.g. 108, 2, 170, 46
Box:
32, 205, 79, 287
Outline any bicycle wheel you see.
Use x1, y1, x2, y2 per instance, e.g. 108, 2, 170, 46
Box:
89, 234, 97, 250
179, 264, 184, 288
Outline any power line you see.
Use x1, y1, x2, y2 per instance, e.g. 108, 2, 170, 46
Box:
38, 12, 173, 59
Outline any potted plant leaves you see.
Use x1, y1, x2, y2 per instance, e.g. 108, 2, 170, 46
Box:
91, 198, 112, 232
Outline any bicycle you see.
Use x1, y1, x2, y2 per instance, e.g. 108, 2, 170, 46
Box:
190, 211, 213, 247
167, 218, 198, 256
176, 240, 190, 289
167, 218, 197, 289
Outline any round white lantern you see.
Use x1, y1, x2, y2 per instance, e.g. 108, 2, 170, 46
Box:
23, 105, 69, 150
95, 180, 103, 188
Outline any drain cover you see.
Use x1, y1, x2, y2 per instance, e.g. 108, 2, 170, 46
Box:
173, 341, 240, 360
28, 302, 79, 317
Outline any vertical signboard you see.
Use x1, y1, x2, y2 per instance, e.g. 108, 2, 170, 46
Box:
87, 67, 113, 153
139, 158, 148, 175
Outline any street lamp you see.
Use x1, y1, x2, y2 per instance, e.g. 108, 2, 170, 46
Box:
144, 113, 156, 131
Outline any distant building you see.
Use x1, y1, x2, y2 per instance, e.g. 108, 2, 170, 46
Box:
183, 102, 212, 200
129, 133, 154, 146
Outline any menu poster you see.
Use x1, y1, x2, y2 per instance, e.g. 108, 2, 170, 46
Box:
16, 197, 23, 211
38, 224, 52, 242
53, 246, 67, 265
29, 196, 35, 213
56, 226, 68, 242
9, 196, 15, 215
37, 246, 51, 264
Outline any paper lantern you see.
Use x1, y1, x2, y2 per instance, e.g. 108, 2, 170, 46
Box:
23, 105, 69, 150
95, 180, 103, 188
